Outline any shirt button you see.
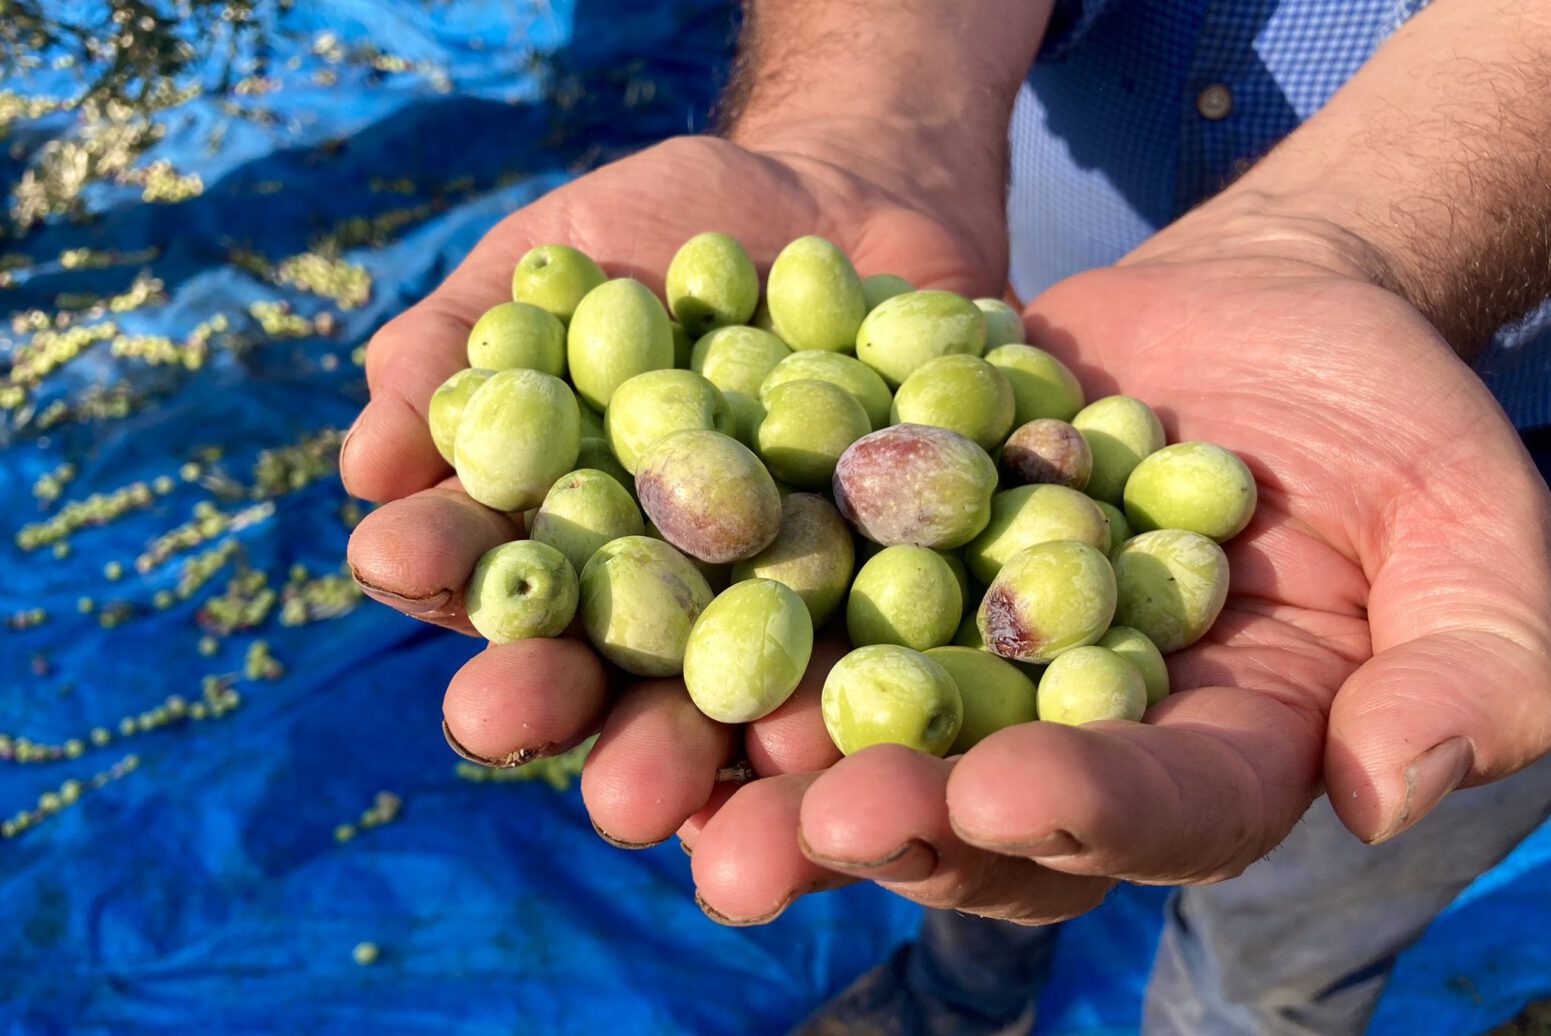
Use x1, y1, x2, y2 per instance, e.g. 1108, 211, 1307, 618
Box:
1196, 84, 1233, 120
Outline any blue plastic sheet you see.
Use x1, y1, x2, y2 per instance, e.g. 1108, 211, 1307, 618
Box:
1, 4, 1547, 1034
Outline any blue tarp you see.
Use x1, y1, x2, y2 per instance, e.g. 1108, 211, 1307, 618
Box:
0, 3, 1546, 1033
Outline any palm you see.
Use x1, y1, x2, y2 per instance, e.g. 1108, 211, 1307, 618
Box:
678, 252, 1550, 926
340, 135, 1000, 833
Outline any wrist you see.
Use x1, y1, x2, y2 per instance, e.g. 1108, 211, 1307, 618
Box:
726, 115, 1013, 287
1124, 188, 1414, 299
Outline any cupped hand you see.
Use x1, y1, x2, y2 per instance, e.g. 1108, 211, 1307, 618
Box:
341, 129, 1007, 877
700, 208, 1551, 926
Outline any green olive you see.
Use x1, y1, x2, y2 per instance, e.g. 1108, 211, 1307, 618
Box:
765, 236, 867, 352
427, 368, 493, 464
511, 244, 607, 324
666, 231, 760, 336
466, 301, 566, 376
683, 579, 813, 723
567, 278, 674, 411
466, 540, 579, 643
821, 644, 963, 756
453, 368, 580, 512
1122, 441, 1257, 542
855, 290, 987, 387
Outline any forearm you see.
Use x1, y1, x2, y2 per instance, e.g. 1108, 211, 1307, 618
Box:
1202, 0, 1551, 357
715, 0, 1055, 242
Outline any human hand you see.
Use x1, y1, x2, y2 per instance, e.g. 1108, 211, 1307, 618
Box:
680, 203, 1551, 925
341, 126, 1007, 850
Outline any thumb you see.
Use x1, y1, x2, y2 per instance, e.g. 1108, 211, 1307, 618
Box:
1326, 446, 1551, 843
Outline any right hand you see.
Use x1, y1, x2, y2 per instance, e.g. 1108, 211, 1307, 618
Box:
342, 128, 1006, 864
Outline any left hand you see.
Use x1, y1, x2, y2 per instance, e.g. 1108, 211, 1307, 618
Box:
683, 203, 1551, 925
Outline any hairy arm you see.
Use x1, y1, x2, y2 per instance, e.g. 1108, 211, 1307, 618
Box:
1176, 0, 1551, 358
715, 0, 1057, 280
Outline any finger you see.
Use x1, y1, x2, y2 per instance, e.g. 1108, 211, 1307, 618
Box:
581, 678, 738, 849
745, 633, 848, 777
347, 479, 521, 634
676, 780, 742, 855
342, 210, 541, 502
1326, 448, 1551, 842
442, 637, 608, 766
947, 686, 1324, 885
800, 745, 1110, 923
691, 772, 853, 925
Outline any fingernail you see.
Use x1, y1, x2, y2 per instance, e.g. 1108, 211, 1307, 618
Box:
590, 817, 667, 851
679, 839, 693, 856
798, 832, 939, 881
1020, 830, 1083, 858
338, 413, 364, 494
695, 890, 791, 927
442, 719, 537, 769
351, 566, 454, 616
1374, 737, 1473, 843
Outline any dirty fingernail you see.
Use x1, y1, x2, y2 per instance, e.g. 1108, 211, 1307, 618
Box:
1375, 737, 1473, 843
694, 890, 791, 928
799, 834, 939, 882
591, 817, 667, 851
442, 719, 536, 769
352, 566, 454, 616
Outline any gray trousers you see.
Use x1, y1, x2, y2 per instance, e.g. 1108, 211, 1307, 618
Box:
796, 753, 1551, 1036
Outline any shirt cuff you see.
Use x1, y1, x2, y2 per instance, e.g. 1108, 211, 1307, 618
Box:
1038, 0, 1117, 62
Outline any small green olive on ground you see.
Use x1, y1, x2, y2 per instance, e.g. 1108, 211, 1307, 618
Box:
890, 354, 1015, 452
756, 378, 872, 488
636, 429, 783, 563
855, 290, 987, 387
529, 468, 644, 575
1111, 528, 1230, 653
1036, 646, 1147, 725
466, 540, 579, 643
1123, 441, 1258, 542
765, 235, 867, 352
684, 578, 814, 723
965, 484, 1111, 585
567, 278, 675, 410
821, 644, 964, 756
833, 424, 998, 550
731, 493, 855, 627
847, 544, 963, 651
511, 243, 607, 324
666, 231, 760, 336
984, 344, 1085, 425
580, 535, 714, 675
466, 301, 567, 376
1097, 625, 1170, 705
427, 368, 493, 464
977, 540, 1116, 663
1071, 395, 1166, 505
925, 645, 1038, 753
453, 368, 580, 512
